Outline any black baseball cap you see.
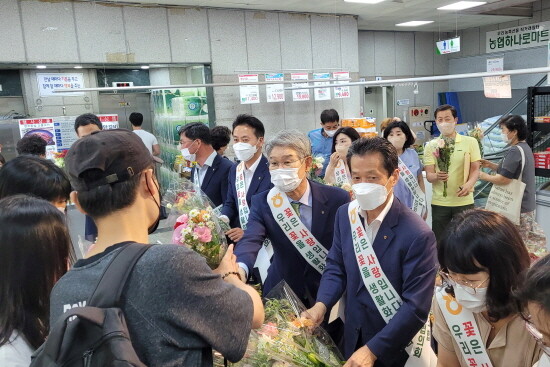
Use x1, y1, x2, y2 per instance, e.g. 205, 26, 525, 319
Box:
66, 129, 154, 191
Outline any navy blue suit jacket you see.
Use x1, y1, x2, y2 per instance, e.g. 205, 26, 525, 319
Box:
191, 154, 234, 207
316, 198, 437, 365
235, 180, 350, 308
221, 155, 273, 228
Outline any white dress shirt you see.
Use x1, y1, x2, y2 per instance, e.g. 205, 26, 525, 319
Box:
243, 155, 262, 192
359, 195, 394, 244
196, 150, 217, 186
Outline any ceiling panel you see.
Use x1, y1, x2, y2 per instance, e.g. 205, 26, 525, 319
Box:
79, 0, 535, 31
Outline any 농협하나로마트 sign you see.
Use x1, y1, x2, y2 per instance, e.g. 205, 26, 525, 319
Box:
486, 21, 550, 53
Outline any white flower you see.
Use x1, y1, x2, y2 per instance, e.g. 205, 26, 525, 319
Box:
437, 139, 445, 149
189, 209, 200, 217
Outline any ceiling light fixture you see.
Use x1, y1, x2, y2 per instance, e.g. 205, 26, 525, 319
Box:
74, 65, 83, 69
344, 0, 386, 4
437, 1, 487, 11
140, 65, 150, 70
396, 21, 434, 27
36, 65, 47, 69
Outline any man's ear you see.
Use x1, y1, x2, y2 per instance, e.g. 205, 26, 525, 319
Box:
141, 168, 158, 197
70, 191, 88, 215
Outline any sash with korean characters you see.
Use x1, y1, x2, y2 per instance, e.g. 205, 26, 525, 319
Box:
348, 200, 436, 367
334, 159, 350, 186
398, 157, 426, 217
267, 187, 327, 274
435, 287, 493, 367
236, 162, 273, 281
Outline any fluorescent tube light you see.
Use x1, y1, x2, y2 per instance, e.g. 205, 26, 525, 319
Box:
396, 21, 434, 27
344, 0, 386, 4
438, 1, 487, 10
141, 65, 150, 70
74, 66, 83, 69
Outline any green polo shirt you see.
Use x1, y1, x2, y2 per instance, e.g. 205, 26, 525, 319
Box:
424, 134, 481, 207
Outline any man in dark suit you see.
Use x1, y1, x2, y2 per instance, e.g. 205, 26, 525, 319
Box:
221, 114, 272, 242
235, 130, 350, 308
179, 123, 233, 207
305, 137, 437, 367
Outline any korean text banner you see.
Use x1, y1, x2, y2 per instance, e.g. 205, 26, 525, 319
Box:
486, 21, 550, 53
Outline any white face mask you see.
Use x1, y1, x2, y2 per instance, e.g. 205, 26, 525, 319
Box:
233, 142, 258, 162
501, 132, 511, 144
335, 144, 349, 156
352, 181, 390, 211
437, 122, 456, 136
454, 284, 487, 313
181, 148, 196, 162
324, 129, 336, 137
388, 135, 406, 150
270, 167, 304, 192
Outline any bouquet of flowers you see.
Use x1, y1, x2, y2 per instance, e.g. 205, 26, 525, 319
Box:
468, 125, 484, 157
233, 281, 344, 367
53, 150, 68, 168
431, 137, 455, 197
327, 182, 354, 200
308, 156, 326, 184
164, 179, 228, 269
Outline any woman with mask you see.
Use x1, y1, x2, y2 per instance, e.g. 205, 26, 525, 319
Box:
324, 127, 360, 186
383, 120, 426, 218
433, 209, 540, 367
479, 115, 546, 258
234, 130, 350, 308
0, 195, 74, 367
515, 255, 550, 367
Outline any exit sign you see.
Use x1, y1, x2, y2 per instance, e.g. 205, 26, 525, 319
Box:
436, 37, 461, 54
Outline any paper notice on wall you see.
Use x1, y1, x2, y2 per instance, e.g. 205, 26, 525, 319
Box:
52, 114, 118, 151
265, 73, 285, 103
98, 114, 119, 130
238, 74, 260, 104
18, 118, 57, 159
487, 57, 504, 72
313, 73, 331, 101
483, 75, 512, 98
37, 73, 85, 97
291, 73, 310, 101
333, 71, 350, 99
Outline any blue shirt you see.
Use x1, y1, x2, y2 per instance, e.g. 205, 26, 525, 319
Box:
308, 128, 332, 176
394, 148, 423, 209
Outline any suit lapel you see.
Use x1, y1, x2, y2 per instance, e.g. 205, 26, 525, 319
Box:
310, 181, 330, 245
201, 154, 219, 190
247, 155, 269, 203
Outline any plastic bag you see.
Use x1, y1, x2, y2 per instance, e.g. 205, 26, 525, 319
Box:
234, 281, 344, 367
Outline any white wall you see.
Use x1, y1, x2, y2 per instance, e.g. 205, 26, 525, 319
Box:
0, 0, 360, 138
358, 30, 449, 120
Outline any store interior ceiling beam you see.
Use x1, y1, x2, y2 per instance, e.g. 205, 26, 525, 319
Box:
53, 67, 550, 93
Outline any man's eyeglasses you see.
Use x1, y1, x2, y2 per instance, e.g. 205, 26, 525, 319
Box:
523, 318, 550, 356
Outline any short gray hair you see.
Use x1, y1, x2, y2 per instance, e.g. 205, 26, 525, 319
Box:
265, 130, 312, 159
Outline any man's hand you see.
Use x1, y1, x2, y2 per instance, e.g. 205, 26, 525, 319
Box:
436, 171, 448, 182
302, 302, 327, 327
213, 244, 238, 277
226, 228, 244, 242
457, 182, 474, 197
344, 345, 377, 367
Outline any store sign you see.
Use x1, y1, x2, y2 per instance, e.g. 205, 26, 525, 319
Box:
37, 73, 85, 97
487, 57, 504, 72
313, 73, 331, 101
291, 73, 310, 101
333, 71, 350, 99
436, 37, 461, 54
265, 73, 285, 103
486, 21, 550, 53
238, 74, 260, 104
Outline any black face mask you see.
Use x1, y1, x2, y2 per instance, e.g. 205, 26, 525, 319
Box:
147, 179, 162, 235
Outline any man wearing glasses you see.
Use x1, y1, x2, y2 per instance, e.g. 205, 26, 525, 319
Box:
234, 130, 350, 309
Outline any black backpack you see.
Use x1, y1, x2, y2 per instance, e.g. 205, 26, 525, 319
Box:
30, 243, 150, 367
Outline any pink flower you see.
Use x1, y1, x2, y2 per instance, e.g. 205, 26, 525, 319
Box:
258, 322, 279, 337
193, 226, 212, 243
174, 214, 189, 229
433, 149, 440, 159
172, 223, 186, 244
